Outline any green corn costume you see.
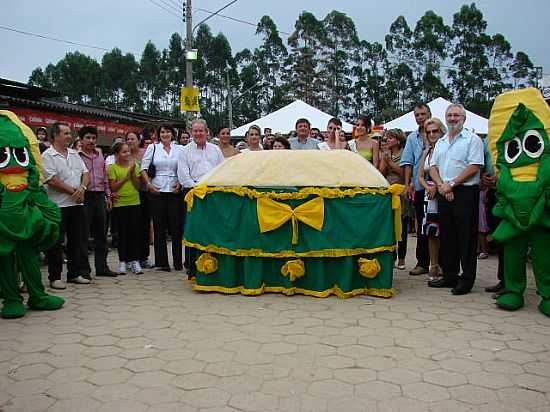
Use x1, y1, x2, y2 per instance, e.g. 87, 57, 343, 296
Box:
0, 110, 64, 319
488, 88, 550, 316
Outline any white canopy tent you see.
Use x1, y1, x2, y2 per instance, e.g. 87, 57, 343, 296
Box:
231, 100, 354, 135
384, 97, 488, 134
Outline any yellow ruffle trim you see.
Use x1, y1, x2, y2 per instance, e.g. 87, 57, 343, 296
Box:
183, 240, 396, 258
185, 184, 404, 211
190, 282, 395, 299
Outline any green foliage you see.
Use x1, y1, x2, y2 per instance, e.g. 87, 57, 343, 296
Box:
27, 5, 540, 127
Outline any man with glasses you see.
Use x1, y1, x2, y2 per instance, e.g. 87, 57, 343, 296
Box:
400, 103, 431, 275
428, 104, 484, 295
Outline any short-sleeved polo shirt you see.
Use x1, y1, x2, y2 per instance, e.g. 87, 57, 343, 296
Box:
399, 129, 425, 191
288, 137, 321, 150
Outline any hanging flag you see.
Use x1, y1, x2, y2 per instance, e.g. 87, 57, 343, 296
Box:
180, 87, 200, 113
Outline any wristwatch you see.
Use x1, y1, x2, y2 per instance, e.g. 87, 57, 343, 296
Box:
80, 184, 87, 190
448, 180, 456, 188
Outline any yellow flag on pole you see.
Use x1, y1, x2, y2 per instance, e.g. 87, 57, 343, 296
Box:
180, 87, 200, 112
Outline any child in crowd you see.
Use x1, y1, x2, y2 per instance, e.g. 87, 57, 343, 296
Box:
478, 188, 490, 259
108, 142, 143, 274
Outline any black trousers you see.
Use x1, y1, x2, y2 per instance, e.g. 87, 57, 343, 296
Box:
413, 189, 430, 268
397, 215, 409, 260
139, 191, 151, 262
486, 188, 504, 283
112, 205, 142, 262
149, 192, 185, 269
83, 191, 109, 274
47, 205, 89, 281
438, 185, 480, 288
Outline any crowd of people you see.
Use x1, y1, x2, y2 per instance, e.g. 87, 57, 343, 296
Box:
36, 101, 500, 297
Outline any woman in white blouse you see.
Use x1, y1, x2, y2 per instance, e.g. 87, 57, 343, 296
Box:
140, 125, 184, 272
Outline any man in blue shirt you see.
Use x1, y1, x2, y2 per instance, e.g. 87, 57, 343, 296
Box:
399, 103, 431, 275
428, 103, 484, 295
289, 119, 321, 150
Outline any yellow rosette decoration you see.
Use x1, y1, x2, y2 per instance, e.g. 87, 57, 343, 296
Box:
358, 257, 381, 279
281, 259, 305, 282
257, 197, 324, 245
196, 253, 218, 274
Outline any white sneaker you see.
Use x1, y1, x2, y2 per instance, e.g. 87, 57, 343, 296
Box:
50, 280, 67, 290
67, 276, 91, 285
118, 262, 127, 275
130, 261, 143, 274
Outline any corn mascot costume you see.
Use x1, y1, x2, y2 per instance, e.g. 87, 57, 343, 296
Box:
0, 111, 64, 318
488, 88, 550, 316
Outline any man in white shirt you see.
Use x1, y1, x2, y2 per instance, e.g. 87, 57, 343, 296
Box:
177, 119, 224, 188
42, 123, 91, 289
428, 104, 484, 295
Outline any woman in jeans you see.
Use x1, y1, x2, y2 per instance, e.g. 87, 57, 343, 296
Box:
140, 124, 184, 271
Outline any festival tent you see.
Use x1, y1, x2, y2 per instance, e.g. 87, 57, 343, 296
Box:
231, 100, 354, 135
384, 97, 489, 134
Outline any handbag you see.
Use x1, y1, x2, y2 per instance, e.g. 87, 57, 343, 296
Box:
146, 144, 157, 179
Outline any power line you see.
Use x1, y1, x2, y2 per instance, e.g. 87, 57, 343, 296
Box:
194, 7, 291, 36
156, 0, 183, 15
0, 24, 110, 52
146, 0, 183, 21
165, 0, 183, 11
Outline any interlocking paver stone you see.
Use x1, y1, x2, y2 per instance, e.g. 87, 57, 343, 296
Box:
0, 241, 548, 411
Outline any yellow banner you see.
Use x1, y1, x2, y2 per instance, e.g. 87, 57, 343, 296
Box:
180, 87, 200, 112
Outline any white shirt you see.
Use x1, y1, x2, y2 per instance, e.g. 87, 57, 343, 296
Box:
141, 142, 182, 192
430, 128, 484, 186
177, 141, 224, 188
105, 154, 115, 166
42, 146, 88, 207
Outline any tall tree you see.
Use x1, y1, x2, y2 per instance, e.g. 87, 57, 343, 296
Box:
385, 16, 417, 112
412, 10, 452, 101
166, 33, 186, 116
511, 51, 537, 89
483, 33, 514, 99
100, 48, 140, 110
286, 11, 326, 107
447, 3, 490, 104
139, 41, 162, 114
254, 15, 289, 114
320, 10, 359, 117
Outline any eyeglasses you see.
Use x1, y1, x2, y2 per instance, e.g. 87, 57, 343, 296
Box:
426, 129, 442, 135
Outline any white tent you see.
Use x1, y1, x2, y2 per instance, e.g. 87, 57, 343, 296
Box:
384, 97, 488, 134
231, 100, 354, 135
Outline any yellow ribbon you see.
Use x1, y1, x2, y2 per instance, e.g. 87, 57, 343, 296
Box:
257, 197, 324, 245
184, 184, 208, 211
387, 184, 405, 242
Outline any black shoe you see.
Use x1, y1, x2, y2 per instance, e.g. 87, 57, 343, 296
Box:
451, 284, 471, 295
96, 269, 118, 277
428, 278, 457, 288
82, 274, 92, 281
159, 266, 171, 272
174, 264, 183, 271
485, 282, 504, 293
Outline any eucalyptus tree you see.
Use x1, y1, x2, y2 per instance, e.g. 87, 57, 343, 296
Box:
412, 10, 452, 101
100, 48, 140, 111
139, 41, 162, 114
385, 16, 417, 112
319, 10, 359, 117
511, 51, 537, 89
447, 3, 490, 105
285, 11, 326, 107
483, 33, 513, 100
254, 15, 289, 114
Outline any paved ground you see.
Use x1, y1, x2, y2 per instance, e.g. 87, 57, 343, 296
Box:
1, 239, 549, 412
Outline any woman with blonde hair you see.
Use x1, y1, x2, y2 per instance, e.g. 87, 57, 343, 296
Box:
418, 117, 447, 281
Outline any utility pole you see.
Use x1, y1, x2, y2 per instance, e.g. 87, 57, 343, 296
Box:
185, 0, 193, 125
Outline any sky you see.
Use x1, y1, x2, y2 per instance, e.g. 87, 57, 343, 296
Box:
2, 0, 550, 85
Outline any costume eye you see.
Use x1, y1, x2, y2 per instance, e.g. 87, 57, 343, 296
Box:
522, 130, 544, 159
504, 137, 522, 163
0, 147, 11, 168
12, 147, 30, 167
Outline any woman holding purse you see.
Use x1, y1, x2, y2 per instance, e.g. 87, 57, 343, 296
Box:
140, 124, 184, 272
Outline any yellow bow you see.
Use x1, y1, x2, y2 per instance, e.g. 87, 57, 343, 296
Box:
387, 184, 405, 242
257, 197, 324, 245
185, 184, 208, 211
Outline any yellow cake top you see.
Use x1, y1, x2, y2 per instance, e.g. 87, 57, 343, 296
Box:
199, 149, 389, 188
